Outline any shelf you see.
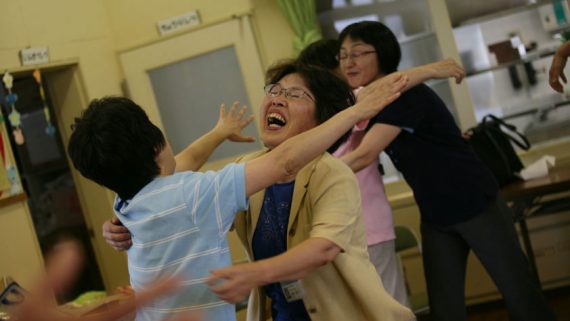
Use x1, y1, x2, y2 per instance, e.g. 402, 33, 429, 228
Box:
503, 99, 570, 121
466, 48, 556, 77
398, 31, 435, 45
458, 0, 552, 27
317, 0, 431, 39
0, 193, 27, 209
425, 78, 448, 87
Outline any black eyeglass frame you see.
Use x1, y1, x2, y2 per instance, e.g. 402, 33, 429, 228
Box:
336, 50, 377, 62
263, 84, 315, 102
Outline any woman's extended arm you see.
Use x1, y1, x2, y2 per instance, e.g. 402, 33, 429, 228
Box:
175, 102, 255, 172
358, 58, 464, 101
207, 237, 340, 303
401, 58, 465, 88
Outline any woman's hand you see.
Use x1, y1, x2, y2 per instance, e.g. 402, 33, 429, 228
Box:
208, 238, 341, 304
102, 217, 132, 251
207, 262, 266, 304
354, 72, 408, 119
425, 58, 465, 84
549, 46, 569, 93
213, 102, 256, 143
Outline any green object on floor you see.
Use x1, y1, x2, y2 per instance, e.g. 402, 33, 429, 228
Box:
72, 291, 107, 307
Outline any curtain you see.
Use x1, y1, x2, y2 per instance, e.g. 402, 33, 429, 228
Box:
276, 0, 322, 56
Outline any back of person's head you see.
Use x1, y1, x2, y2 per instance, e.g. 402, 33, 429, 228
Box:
67, 96, 165, 200
339, 20, 401, 74
297, 38, 340, 71
265, 61, 354, 152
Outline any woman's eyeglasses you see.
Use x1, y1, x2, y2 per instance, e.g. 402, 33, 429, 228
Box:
264, 84, 315, 102
336, 50, 376, 62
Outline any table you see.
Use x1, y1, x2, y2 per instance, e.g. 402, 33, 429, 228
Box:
501, 165, 570, 286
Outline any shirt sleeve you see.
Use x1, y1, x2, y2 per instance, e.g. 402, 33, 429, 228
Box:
371, 84, 430, 130
181, 163, 247, 237
308, 158, 362, 251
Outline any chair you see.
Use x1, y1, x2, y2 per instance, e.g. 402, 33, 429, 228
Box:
394, 225, 430, 316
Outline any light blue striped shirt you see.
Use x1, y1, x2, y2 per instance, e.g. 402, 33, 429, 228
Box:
114, 163, 247, 321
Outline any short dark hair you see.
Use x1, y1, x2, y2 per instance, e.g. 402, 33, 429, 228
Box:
265, 61, 354, 153
297, 39, 340, 70
339, 21, 401, 74
67, 96, 166, 200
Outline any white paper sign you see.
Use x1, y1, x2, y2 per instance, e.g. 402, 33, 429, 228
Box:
19, 47, 49, 66
157, 10, 201, 36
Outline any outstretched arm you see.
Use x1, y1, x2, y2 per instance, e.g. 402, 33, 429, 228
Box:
356, 59, 463, 103
243, 73, 407, 196
401, 58, 465, 88
345, 59, 463, 172
11, 239, 199, 321
175, 102, 255, 172
549, 41, 570, 93
208, 237, 340, 303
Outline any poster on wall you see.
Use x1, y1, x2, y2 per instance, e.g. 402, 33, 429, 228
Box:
0, 72, 24, 198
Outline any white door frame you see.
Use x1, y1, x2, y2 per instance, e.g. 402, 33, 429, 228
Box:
119, 15, 265, 168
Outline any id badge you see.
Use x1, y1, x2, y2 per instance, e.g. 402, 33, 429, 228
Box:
280, 280, 305, 302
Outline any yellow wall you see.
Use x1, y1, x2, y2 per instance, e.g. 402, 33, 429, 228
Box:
0, 0, 293, 101
0, 0, 122, 101
0, 201, 43, 290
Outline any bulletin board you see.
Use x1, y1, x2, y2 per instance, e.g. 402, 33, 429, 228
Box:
0, 118, 23, 200
0, 72, 24, 201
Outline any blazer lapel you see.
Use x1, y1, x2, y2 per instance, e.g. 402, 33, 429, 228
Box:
243, 152, 324, 249
287, 155, 322, 235
247, 188, 266, 248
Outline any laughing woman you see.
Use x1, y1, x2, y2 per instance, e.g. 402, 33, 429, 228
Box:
207, 62, 414, 321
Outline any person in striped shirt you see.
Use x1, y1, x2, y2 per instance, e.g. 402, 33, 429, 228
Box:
66, 68, 406, 321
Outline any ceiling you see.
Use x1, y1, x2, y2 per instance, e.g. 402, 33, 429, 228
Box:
316, 0, 533, 26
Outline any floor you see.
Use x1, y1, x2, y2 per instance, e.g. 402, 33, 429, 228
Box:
417, 286, 570, 321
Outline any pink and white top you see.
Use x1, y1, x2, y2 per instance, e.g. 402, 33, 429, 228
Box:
332, 119, 395, 246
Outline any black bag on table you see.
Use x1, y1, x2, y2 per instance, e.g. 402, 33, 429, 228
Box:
466, 114, 531, 187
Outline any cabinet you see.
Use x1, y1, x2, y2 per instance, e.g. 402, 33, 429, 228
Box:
453, 1, 570, 145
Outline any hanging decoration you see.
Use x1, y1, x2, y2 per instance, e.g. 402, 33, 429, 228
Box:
0, 72, 23, 196
32, 69, 56, 136
2, 71, 25, 145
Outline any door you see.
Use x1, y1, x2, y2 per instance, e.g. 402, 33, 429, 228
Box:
120, 15, 265, 170
119, 15, 265, 263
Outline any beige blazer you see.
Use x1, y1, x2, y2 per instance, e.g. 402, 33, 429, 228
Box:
234, 150, 414, 321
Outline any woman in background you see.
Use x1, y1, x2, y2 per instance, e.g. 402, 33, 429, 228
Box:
335, 20, 555, 321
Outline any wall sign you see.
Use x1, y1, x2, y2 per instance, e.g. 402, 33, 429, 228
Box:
19, 47, 49, 66
157, 10, 201, 36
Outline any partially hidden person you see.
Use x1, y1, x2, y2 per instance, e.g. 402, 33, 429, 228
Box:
297, 37, 464, 307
